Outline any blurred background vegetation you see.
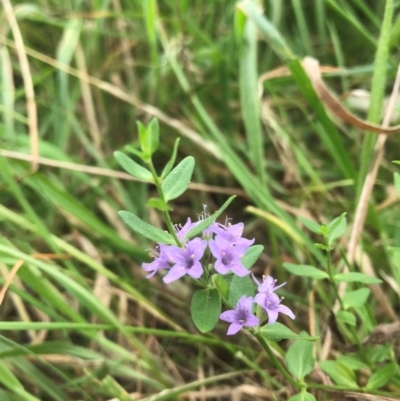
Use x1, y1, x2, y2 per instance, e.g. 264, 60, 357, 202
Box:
0, 0, 400, 400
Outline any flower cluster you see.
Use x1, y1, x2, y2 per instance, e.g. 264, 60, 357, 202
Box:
142, 212, 295, 335
142, 215, 254, 284
220, 275, 295, 335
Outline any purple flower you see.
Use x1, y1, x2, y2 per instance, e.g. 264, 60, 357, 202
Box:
174, 218, 196, 241
162, 237, 207, 284
254, 291, 295, 324
213, 222, 254, 247
253, 275, 286, 294
209, 236, 250, 276
220, 296, 260, 335
142, 244, 171, 278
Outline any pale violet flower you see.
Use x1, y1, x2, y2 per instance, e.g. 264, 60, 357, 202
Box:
220, 295, 259, 335
254, 291, 295, 324
213, 222, 254, 247
142, 244, 171, 278
209, 236, 250, 276
162, 238, 207, 283
253, 274, 286, 294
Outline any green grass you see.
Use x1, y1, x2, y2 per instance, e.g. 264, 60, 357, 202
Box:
1, 0, 400, 400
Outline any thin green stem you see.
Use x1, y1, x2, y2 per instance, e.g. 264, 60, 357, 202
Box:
146, 159, 181, 246
324, 236, 371, 365
254, 331, 303, 390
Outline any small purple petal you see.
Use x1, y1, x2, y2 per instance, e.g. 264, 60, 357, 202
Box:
227, 322, 242, 335
220, 310, 236, 323
220, 296, 259, 335
278, 305, 295, 320
163, 266, 187, 284
230, 262, 250, 277
186, 237, 207, 259
242, 296, 253, 311
243, 315, 260, 327
254, 293, 266, 306
267, 310, 279, 325
187, 261, 203, 279
214, 260, 230, 275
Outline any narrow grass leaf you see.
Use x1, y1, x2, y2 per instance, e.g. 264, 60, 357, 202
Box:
239, 18, 265, 182
358, 0, 394, 195
238, 1, 356, 179
0, 359, 24, 391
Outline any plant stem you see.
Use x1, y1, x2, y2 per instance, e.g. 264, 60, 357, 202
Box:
146, 159, 181, 245
324, 237, 371, 365
254, 331, 304, 390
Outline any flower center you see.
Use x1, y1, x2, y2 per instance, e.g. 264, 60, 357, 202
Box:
235, 307, 249, 324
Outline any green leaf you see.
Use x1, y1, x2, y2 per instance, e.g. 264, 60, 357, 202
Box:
319, 361, 358, 388
242, 245, 264, 269
239, 18, 265, 183
118, 211, 174, 244
0, 359, 24, 391
395, 172, 400, 197
146, 118, 160, 156
137, 121, 148, 154
370, 344, 391, 363
313, 243, 329, 250
190, 289, 221, 333
228, 275, 255, 307
283, 263, 329, 280
260, 322, 298, 342
123, 144, 144, 158
336, 310, 356, 326
299, 216, 321, 234
342, 288, 370, 310
327, 213, 347, 244
161, 156, 195, 201
114, 151, 153, 181
336, 355, 367, 370
285, 336, 315, 380
212, 275, 229, 300
287, 390, 316, 401
146, 197, 170, 211
161, 137, 180, 178
184, 195, 236, 240
334, 272, 382, 284
366, 363, 396, 390
234, 6, 247, 42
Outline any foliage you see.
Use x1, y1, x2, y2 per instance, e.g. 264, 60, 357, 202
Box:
1, 0, 400, 400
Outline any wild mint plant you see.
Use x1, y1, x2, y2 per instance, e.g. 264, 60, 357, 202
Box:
114, 119, 396, 401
